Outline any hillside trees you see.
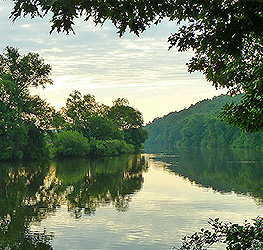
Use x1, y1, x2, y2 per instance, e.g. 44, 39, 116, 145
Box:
8, 0, 263, 132
145, 95, 263, 151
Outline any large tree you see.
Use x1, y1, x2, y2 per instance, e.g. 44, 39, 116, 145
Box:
61, 90, 123, 140
9, 0, 263, 131
0, 46, 53, 88
0, 47, 59, 160
108, 98, 148, 149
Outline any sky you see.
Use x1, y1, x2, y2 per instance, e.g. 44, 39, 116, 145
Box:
0, 1, 226, 123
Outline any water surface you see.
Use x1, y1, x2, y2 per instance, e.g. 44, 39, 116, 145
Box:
1, 149, 263, 249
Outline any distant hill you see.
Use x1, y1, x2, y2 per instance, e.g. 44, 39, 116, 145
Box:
144, 95, 263, 151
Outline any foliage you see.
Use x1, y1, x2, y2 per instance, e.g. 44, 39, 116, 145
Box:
219, 93, 263, 132
0, 47, 58, 160
9, 0, 263, 131
53, 131, 90, 158
108, 97, 148, 149
0, 46, 52, 88
145, 95, 263, 151
61, 93, 148, 151
53, 131, 134, 158
124, 127, 149, 151
9, 0, 176, 35
0, 46, 147, 160
167, 0, 263, 132
179, 217, 263, 249
108, 98, 143, 130
62, 91, 121, 140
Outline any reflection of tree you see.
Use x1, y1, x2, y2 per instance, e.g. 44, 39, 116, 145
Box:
153, 148, 263, 203
0, 154, 148, 248
0, 161, 55, 249
56, 154, 148, 217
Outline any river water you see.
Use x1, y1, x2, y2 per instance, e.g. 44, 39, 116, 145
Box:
1, 148, 263, 249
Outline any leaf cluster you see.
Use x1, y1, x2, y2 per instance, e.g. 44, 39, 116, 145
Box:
10, 0, 178, 36
0, 46, 52, 88
179, 217, 263, 249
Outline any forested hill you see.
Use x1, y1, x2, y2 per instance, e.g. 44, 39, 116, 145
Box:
144, 95, 263, 151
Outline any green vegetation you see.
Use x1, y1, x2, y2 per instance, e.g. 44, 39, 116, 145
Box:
145, 95, 263, 151
9, 0, 263, 132
0, 47, 148, 161
0, 46, 58, 160
179, 217, 263, 249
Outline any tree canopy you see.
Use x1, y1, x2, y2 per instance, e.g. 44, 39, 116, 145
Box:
9, 0, 263, 132
61, 93, 148, 150
0, 46, 52, 88
0, 47, 58, 160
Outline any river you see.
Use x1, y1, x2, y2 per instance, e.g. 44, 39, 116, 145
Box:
0, 148, 262, 249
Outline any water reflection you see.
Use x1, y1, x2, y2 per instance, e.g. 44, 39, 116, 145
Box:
0, 155, 148, 249
151, 147, 263, 204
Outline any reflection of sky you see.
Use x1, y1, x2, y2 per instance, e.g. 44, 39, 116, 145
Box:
31, 160, 263, 250
0, 2, 227, 123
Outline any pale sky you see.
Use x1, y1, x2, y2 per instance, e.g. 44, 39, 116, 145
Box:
0, 1, 226, 123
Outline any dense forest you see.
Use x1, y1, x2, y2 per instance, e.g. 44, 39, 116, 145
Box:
0, 47, 148, 161
144, 95, 263, 151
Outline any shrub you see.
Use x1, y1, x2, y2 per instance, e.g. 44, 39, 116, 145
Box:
88, 139, 134, 157
54, 131, 90, 157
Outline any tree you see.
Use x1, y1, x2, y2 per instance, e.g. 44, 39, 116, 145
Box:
167, 0, 263, 132
0, 46, 52, 88
9, 1, 176, 35
109, 98, 143, 130
0, 47, 58, 160
61, 91, 123, 140
61, 90, 100, 133
9, 0, 263, 131
108, 98, 148, 149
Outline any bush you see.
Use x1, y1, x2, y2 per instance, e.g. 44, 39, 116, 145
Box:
89, 139, 107, 157
52, 131, 135, 159
54, 131, 90, 157
89, 139, 134, 157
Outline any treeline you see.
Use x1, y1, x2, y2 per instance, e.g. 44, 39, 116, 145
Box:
145, 95, 263, 151
0, 47, 148, 161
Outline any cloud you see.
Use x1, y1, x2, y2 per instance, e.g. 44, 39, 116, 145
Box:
0, 1, 225, 122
